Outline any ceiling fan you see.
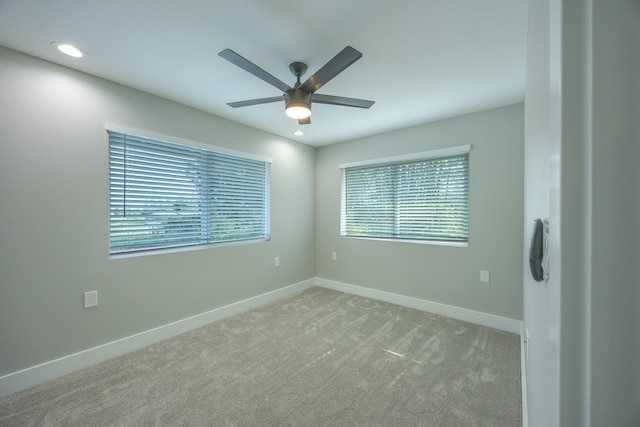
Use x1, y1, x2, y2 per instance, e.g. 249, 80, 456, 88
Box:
218, 46, 375, 124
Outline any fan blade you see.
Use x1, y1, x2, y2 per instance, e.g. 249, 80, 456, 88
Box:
227, 96, 283, 108
300, 46, 363, 93
298, 117, 311, 125
219, 49, 291, 93
312, 94, 375, 108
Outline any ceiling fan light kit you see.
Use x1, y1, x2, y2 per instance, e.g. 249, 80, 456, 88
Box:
219, 46, 374, 124
284, 89, 311, 119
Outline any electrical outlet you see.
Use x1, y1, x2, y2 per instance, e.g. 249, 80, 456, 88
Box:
274, 256, 280, 267
84, 290, 98, 308
480, 270, 490, 283
332, 251, 337, 261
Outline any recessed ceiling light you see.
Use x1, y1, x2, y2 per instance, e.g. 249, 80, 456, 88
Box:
51, 42, 85, 58
294, 130, 304, 136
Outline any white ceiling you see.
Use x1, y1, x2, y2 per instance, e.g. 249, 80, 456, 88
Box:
0, 0, 528, 146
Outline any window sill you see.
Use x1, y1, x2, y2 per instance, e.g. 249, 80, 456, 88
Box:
109, 237, 270, 259
341, 235, 468, 248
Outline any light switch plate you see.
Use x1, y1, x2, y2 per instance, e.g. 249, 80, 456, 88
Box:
84, 290, 98, 308
480, 270, 490, 283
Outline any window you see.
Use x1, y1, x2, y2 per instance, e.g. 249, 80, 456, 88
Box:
108, 127, 271, 255
340, 145, 470, 244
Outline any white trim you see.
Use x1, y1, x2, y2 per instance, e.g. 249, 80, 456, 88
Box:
339, 144, 471, 169
316, 277, 522, 334
109, 237, 270, 260
341, 235, 468, 248
105, 122, 273, 164
0, 279, 315, 397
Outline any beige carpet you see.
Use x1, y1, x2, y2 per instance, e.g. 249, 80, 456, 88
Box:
0, 287, 521, 426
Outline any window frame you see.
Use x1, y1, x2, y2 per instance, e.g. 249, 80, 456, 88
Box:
107, 124, 272, 258
339, 145, 470, 247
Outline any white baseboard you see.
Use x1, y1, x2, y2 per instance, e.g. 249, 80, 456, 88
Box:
316, 277, 523, 334
0, 279, 315, 398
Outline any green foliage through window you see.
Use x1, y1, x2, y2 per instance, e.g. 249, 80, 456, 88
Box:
108, 130, 270, 254
341, 150, 469, 242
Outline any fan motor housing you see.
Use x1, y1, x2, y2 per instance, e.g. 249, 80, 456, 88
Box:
284, 88, 311, 119
284, 88, 311, 109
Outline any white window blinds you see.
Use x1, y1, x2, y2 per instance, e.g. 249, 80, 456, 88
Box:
341, 147, 469, 243
108, 129, 271, 254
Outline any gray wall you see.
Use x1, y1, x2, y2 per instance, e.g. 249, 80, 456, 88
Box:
0, 45, 526, 380
586, 0, 640, 424
0, 47, 316, 376
315, 104, 524, 320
